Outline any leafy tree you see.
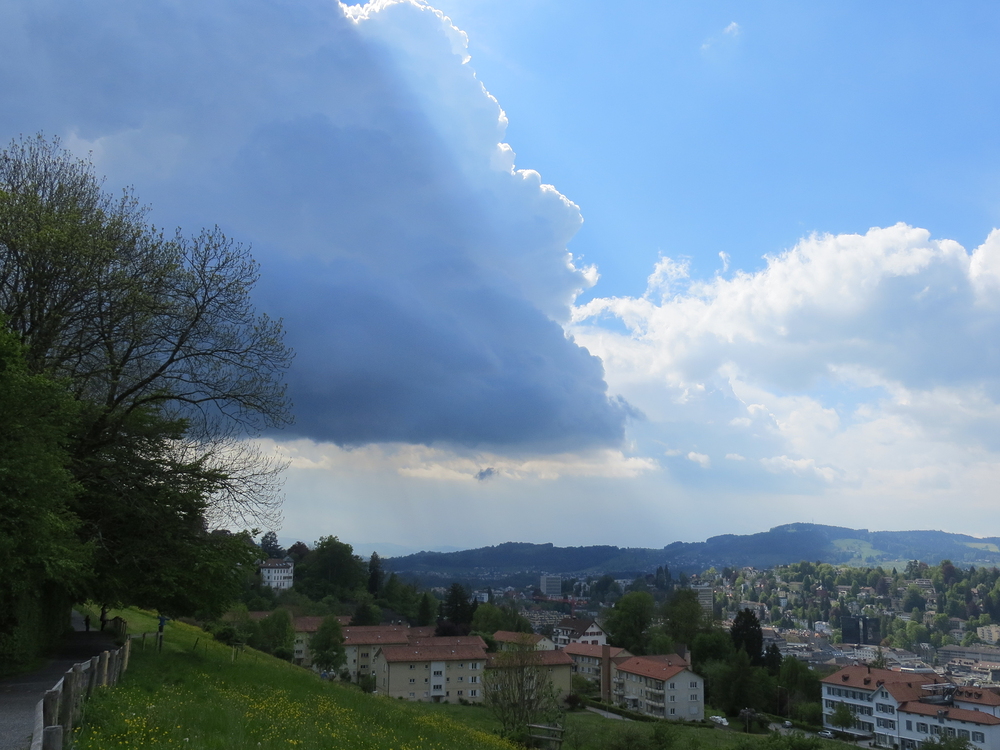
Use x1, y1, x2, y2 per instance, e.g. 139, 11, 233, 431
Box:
731, 608, 764, 665
605, 591, 655, 654
902, 586, 927, 612
471, 602, 532, 635
830, 701, 854, 731
367, 552, 383, 596
691, 630, 735, 672
663, 589, 706, 646
441, 583, 476, 626
416, 592, 439, 626
260, 531, 285, 559
483, 641, 561, 738
297, 536, 366, 600
310, 615, 346, 671
349, 595, 382, 626
0, 135, 292, 630
287, 541, 310, 562
0, 325, 88, 669
253, 608, 295, 658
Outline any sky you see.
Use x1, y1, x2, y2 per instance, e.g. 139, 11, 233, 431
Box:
4, 1, 1000, 554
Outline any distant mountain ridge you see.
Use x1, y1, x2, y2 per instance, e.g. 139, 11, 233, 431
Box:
384, 523, 1000, 577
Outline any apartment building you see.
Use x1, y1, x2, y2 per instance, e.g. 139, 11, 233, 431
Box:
821, 666, 1000, 749
373, 644, 487, 703
612, 655, 703, 721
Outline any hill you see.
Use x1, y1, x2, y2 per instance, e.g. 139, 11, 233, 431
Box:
74, 611, 517, 750
385, 523, 1000, 578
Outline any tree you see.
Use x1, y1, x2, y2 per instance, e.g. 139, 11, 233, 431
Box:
260, 531, 285, 559
0, 135, 292, 627
731, 608, 764, 665
830, 701, 854, 732
471, 602, 532, 635
0, 324, 89, 669
441, 583, 476, 626
663, 589, 706, 646
310, 615, 346, 671
605, 591, 655, 654
349, 595, 382, 626
253, 608, 295, 659
416, 592, 439, 626
367, 552, 383, 596
297, 536, 366, 600
484, 641, 561, 738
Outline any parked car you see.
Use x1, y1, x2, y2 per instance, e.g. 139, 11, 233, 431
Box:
818, 730, 835, 739
783, 721, 793, 729
709, 715, 729, 727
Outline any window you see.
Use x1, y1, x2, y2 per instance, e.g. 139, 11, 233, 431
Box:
669, 708, 676, 715
690, 681, 698, 688
469, 676, 478, 684
670, 696, 676, 702
458, 676, 464, 682
470, 662, 480, 670
409, 664, 416, 670
468, 689, 478, 697
433, 670, 443, 676
433, 684, 443, 691
690, 694, 698, 701
669, 682, 676, 689
931, 726, 942, 736
409, 678, 415, 684
906, 721, 912, 731
457, 690, 463, 696
972, 733, 985, 743
409, 692, 415, 697
917, 724, 928, 734
946, 728, 955, 738
959, 731, 970, 740
361, 652, 369, 658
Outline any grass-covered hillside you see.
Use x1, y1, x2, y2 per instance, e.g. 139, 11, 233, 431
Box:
74, 610, 518, 750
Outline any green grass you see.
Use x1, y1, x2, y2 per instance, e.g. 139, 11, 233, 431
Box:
73, 611, 518, 750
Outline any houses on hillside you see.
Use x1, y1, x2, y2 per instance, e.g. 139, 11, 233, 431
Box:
259, 557, 294, 590
552, 617, 607, 648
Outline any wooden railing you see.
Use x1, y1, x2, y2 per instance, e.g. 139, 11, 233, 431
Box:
30, 619, 161, 750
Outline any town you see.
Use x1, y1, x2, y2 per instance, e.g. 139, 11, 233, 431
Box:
241, 536, 1000, 749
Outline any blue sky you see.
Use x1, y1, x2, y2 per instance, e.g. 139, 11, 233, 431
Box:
4, 0, 1000, 553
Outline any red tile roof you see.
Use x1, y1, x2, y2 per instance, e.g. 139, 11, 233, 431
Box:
614, 656, 690, 681
342, 627, 411, 646
954, 688, 1000, 707
486, 650, 573, 667
408, 636, 486, 648
563, 643, 630, 659
378, 644, 487, 663
494, 631, 544, 645
821, 666, 941, 692
899, 701, 1000, 726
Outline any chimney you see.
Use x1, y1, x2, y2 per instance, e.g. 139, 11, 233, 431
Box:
601, 644, 612, 704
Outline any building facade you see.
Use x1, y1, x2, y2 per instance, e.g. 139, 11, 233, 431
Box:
613, 655, 703, 721
821, 666, 1000, 749
259, 558, 294, 590
373, 644, 487, 703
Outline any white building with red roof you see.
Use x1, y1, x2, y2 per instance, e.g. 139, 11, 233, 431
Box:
821, 666, 1000, 749
612, 654, 703, 721
372, 643, 488, 703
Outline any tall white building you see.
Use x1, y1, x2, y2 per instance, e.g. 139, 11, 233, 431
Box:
259, 558, 294, 590
540, 575, 562, 598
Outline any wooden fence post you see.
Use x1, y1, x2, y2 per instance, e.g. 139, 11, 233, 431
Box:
72, 664, 85, 723
122, 637, 132, 673
87, 656, 99, 698
41, 725, 63, 750
43, 688, 60, 728
99, 651, 109, 687
58, 668, 74, 735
